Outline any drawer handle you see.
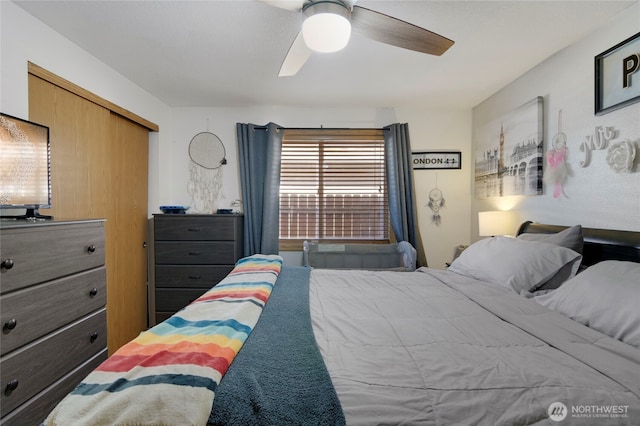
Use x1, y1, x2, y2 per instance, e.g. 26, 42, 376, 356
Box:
90, 332, 99, 343
188, 275, 202, 280
1, 259, 14, 270
87, 244, 97, 253
188, 228, 202, 232
3, 318, 17, 332
188, 251, 202, 256
5, 379, 19, 395
89, 288, 98, 298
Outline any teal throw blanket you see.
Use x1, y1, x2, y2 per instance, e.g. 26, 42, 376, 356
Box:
208, 266, 345, 425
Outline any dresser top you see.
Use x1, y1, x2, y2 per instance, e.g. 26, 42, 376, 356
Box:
0, 218, 105, 230
152, 213, 243, 217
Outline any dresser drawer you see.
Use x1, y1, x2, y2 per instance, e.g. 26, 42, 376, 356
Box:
155, 288, 209, 312
1, 349, 107, 426
154, 216, 239, 241
0, 309, 107, 417
155, 265, 233, 288
155, 241, 237, 265
1, 267, 106, 356
0, 222, 105, 294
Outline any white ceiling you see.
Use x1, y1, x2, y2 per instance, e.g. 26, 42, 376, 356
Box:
14, 0, 636, 109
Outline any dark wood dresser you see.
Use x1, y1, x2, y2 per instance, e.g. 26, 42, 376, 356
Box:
0, 219, 107, 426
148, 214, 243, 326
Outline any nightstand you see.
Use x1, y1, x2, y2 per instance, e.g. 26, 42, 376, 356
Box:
446, 244, 469, 267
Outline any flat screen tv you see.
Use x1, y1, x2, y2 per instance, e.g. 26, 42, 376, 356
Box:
0, 112, 52, 220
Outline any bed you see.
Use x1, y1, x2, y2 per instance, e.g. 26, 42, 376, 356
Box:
43, 222, 640, 426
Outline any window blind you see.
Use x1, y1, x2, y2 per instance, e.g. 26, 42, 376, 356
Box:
280, 129, 389, 244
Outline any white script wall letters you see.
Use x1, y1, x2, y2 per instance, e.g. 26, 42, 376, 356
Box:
579, 126, 615, 167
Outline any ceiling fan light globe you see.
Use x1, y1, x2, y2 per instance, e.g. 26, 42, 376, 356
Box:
302, 13, 351, 53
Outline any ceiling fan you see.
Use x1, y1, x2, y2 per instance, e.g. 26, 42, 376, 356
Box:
259, 0, 455, 77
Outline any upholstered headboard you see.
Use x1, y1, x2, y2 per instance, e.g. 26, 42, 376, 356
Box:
516, 221, 640, 266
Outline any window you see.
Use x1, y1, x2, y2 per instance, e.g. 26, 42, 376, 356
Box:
279, 129, 389, 249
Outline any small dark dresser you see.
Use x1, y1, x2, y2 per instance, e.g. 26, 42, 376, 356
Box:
147, 214, 243, 326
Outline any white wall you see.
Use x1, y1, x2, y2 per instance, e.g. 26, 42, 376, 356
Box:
472, 2, 640, 237
395, 107, 472, 268
0, 1, 172, 217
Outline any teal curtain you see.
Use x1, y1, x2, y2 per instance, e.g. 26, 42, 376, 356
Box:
384, 123, 428, 267
236, 122, 283, 256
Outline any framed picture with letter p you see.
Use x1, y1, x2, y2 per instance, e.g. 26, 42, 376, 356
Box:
595, 31, 640, 115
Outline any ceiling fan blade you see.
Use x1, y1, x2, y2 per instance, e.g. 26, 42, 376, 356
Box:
279, 31, 313, 77
351, 6, 454, 56
257, 0, 304, 12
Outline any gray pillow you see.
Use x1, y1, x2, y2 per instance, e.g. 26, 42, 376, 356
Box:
517, 224, 583, 254
448, 236, 582, 294
534, 261, 640, 349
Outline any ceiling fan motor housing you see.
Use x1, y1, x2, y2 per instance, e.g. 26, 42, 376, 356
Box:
302, 0, 351, 17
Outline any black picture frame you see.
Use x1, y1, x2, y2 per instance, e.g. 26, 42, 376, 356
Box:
595, 31, 640, 115
412, 151, 461, 170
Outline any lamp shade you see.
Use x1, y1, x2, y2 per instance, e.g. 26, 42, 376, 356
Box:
302, 1, 351, 53
478, 211, 516, 237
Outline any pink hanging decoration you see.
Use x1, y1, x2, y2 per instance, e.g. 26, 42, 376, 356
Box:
543, 110, 572, 198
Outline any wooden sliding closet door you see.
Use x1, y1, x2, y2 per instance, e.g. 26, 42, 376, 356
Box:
28, 75, 111, 218
28, 69, 153, 354
107, 113, 149, 349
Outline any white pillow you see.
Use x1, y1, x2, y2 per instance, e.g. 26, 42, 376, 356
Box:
534, 260, 640, 349
448, 236, 582, 293
517, 224, 583, 254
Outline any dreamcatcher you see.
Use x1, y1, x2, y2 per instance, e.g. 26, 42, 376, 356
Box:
187, 131, 227, 213
426, 174, 446, 226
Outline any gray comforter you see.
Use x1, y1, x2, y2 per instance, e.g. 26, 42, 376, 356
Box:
310, 268, 640, 425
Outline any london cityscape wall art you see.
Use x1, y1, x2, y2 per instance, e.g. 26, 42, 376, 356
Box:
474, 97, 544, 198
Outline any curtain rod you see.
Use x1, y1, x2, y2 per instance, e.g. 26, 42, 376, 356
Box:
250, 126, 392, 131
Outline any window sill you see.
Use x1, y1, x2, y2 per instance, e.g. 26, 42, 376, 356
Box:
279, 239, 391, 252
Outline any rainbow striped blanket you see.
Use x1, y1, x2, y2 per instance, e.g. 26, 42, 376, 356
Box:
44, 254, 283, 426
